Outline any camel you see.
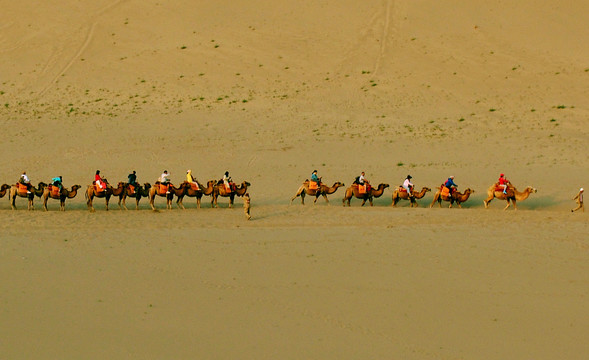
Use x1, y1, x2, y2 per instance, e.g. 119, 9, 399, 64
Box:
9, 182, 47, 210
342, 183, 389, 206
148, 182, 184, 210
119, 183, 151, 210
0, 184, 10, 198
175, 180, 216, 209
212, 181, 251, 208
42, 184, 81, 211
483, 184, 537, 210
85, 181, 124, 211
430, 187, 475, 208
391, 186, 431, 207
290, 181, 345, 205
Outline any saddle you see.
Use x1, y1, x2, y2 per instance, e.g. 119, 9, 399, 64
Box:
17, 183, 28, 195
94, 184, 106, 193
190, 183, 200, 191
309, 181, 319, 190
357, 184, 371, 194
128, 184, 135, 195
158, 184, 169, 196
440, 186, 451, 197
49, 185, 61, 197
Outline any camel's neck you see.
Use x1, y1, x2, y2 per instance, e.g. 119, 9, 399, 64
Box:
372, 186, 386, 197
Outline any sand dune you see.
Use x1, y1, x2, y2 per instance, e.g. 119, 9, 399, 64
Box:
1, 1, 588, 359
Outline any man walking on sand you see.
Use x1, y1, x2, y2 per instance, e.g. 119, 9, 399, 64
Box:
571, 188, 584, 212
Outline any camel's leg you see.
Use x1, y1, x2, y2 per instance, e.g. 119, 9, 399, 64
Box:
429, 194, 438, 208
512, 200, 517, 210
43, 196, 49, 211
322, 194, 329, 204
229, 194, 235, 208
196, 196, 201, 209
135, 198, 140, 210
368, 198, 373, 206
150, 196, 156, 211
176, 197, 185, 210
87, 196, 95, 212
105, 195, 110, 211
60, 199, 66, 211
503, 200, 511, 210
483, 196, 493, 208
10, 193, 16, 210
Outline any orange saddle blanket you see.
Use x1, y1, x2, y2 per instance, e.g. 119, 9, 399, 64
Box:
357, 184, 371, 194
158, 184, 169, 195
127, 184, 135, 195
440, 186, 450, 197
309, 181, 319, 190
49, 185, 61, 197
190, 183, 200, 191
17, 183, 28, 195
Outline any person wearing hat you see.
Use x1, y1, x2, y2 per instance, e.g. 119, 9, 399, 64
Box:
186, 169, 199, 190
572, 188, 584, 212
498, 173, 509, 195
444, 175, 458, 195
402, 175, 414, 197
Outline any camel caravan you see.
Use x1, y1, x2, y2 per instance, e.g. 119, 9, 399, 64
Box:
3, 169, 250, 211
1, 169, 548, 212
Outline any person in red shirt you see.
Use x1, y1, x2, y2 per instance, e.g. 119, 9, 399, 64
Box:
498, 173, 509, 195
95, 170, 106, 190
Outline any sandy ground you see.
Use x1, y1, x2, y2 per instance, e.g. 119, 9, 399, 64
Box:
1, 0, 588, 359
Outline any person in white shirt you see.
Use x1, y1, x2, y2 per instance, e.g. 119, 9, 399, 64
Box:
19, 171, 31, 193
402, 175, 414, 197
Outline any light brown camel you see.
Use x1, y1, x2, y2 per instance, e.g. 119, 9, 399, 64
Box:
176, 180, 216, 209
483, 184, 537, 210
0, 184, 10, 198
290, 181, 345, 205
430, 187, 475, 208
148, 182, 184, 210
42, 184, 81, 211
391, 186, 431, 207
86, 181, 124, 211
9, 182, 47, 210
212, 181, 251, 208
119, 183, 151, 210
342, 183, 389, 206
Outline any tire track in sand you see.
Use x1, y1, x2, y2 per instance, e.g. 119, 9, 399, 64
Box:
38, 0, 126, 97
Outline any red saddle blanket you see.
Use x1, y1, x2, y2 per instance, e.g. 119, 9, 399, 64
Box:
94, 185, 106, 193
49, 185, 61, 197
398, 187, 408, 193
190, 183, 200, 191
127, 184, 135, 195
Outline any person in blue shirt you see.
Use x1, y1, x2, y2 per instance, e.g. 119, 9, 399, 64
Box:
444, 176, 457, 195
128, 171, 137, 187
310, 170, 320, 183
52, 176, 63, 191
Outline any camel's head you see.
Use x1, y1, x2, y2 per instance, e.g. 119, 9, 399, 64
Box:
465, 188, 474, 194
334, 182, 345, 188
527, 186, 537, 193
207, 180, 217, 187
72, 185, 82, 191
143, 182, 152, 189
380, 183, 390, 189
424, 187, 432, 192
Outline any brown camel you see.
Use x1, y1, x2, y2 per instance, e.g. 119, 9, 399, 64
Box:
342, 183, 389, 206
42, 184, 81, 211
86, 181, 124, 211
176, 180, 216, 209
9, 182, 47, 210
148, 182, 184, 210
290, 181, 345, 205
430, 187, 475, 208
0, 184, 10, 198
391, 186, 431, 207
212, 181, 251, 208
483, 184, 537, 210
119, 183, 151, 210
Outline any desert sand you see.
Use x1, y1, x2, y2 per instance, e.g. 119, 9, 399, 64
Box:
1, 1, 588, 359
